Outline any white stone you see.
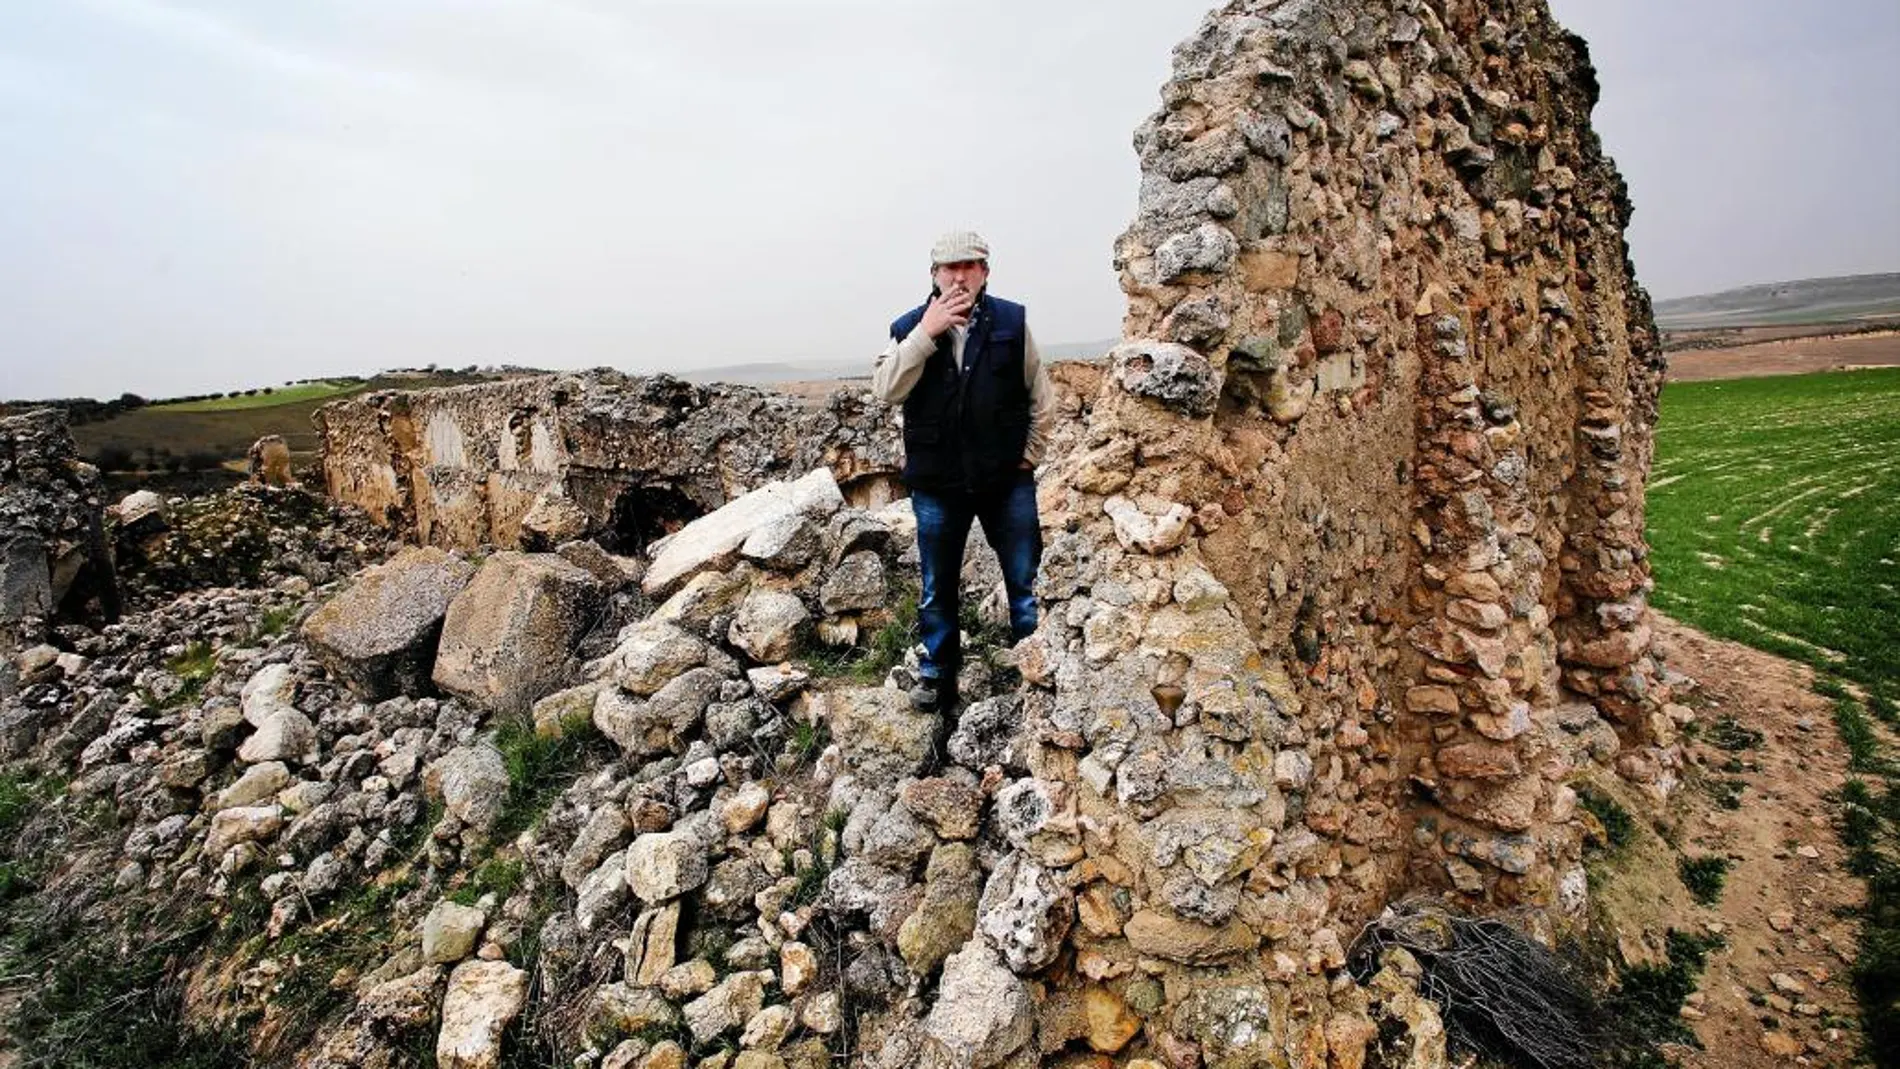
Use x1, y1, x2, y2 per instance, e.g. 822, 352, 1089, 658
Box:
206, 805, 283, 857
1103, 496, 1193, 554
625, 832, 710, 903
644, 468, 840, 596
728, 589, 810, 664
436, 960, 528, 1069
240, 663, 298, 726
923, 942, 1033, 1067
746, 664, 810, 703
236, 708, 318, 765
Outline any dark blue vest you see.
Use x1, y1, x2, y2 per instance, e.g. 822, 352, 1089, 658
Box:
889, 293, 1030, 492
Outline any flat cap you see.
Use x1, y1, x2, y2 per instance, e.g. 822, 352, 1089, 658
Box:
930, 230, 990, 266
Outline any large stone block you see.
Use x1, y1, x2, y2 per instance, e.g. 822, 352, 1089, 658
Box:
433, 552, 605, 716
303, 547, 477, 700
643, 468, 843, 596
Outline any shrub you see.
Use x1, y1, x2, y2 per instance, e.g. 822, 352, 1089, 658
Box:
1678, 855, 1731, 905
1576, 787, 1636, 851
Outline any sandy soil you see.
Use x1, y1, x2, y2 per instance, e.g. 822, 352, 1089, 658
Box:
1630, 615, 1866, 1066
1667, 330, 1900, 382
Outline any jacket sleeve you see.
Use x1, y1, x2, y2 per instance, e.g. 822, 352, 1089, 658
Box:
1022, 327, 1056, 467
870, 326, 939, 404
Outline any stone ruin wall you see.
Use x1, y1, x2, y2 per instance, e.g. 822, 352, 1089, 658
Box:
314, 371, 908, 553
1009, 0, 1672, 1018
0, 410, 118, 670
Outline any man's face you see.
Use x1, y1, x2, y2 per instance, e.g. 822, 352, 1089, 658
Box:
932, 259, 989, 297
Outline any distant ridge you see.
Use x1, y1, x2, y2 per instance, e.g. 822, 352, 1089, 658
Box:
1655, 272, 1900, 331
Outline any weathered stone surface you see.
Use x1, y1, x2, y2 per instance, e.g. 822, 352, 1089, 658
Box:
779, 941, 818, 995
598, 620, 729, 696
1123, 910, 1258, 965
437, 961, 528, 1069
237, 708, 318, 765
728, 589, 810, 664
533, 680, 609, 740
747, 663, 810, 703
740, 512, 821, 571
206, 804, 282, 856
216, 761, 291, 810
247, 435, 295, 487
624, 902, 681, 986
819, 687, 937, 787
433, 552, 604, 716
683, 970, 770, 1045
302, 547, 476, 700
423, 901, 487, 964
575, 850, 629, 932
819, 551, 885, 614
923, 942, 1034, 1068
1109, 341, 1220, 417
594, 667, 728, 757
424, 745, 511, 834
898, 842, 982, 976
900, 778, 984, 841
1102, 496, 1193, 554
625, 831, 710, 903
562, 803, 631, 889
586, 983, 681, 1045
721, 781, 772, 834
518, 492, 590, 550
316, 372, 899, 552
976, 852, 1073, 975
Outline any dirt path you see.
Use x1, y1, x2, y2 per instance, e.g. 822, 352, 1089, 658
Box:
1667, 331, 1900, 382
1638, 615, 1865, 1065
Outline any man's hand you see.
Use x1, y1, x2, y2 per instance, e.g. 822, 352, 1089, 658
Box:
920, 285, 975, 337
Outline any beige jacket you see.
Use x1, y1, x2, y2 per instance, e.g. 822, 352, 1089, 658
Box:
870, 320, 1057, 466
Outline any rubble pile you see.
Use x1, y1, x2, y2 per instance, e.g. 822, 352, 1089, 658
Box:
107, 483, 395, 611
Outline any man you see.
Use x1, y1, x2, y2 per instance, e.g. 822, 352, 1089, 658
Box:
871, 230, 1055, 713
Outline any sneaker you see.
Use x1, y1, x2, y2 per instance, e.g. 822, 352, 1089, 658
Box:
908, 681, 941, 713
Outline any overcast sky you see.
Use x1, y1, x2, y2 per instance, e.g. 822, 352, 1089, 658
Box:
2, 1, 1896, 400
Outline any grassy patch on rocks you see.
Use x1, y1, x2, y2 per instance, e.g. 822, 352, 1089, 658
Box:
799, 585, 920, 685
0, 787, 248, 1068
1576, 786, 1637, 853
493, 713, 615, 841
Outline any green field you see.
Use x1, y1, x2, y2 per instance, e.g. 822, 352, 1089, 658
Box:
67, 370, 501, 475
1649, 367, 1900, 1057
1648, 368, 1900, 690
153, 380, 364, 412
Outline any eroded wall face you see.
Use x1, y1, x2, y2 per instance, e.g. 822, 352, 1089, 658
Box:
1019, 0, 1670, 1040
315, 372, 906, 552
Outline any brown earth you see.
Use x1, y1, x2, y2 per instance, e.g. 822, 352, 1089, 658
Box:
1666, 330, 1900, 382
1591, 614, 1864, 1066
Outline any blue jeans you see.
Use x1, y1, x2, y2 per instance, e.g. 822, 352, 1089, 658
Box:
910, 473, 1042, 688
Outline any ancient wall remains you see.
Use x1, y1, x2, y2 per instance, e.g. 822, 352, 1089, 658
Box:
1001, 0, 1672, 1051
0, 410, 117, 664
314, 372, 906, 553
